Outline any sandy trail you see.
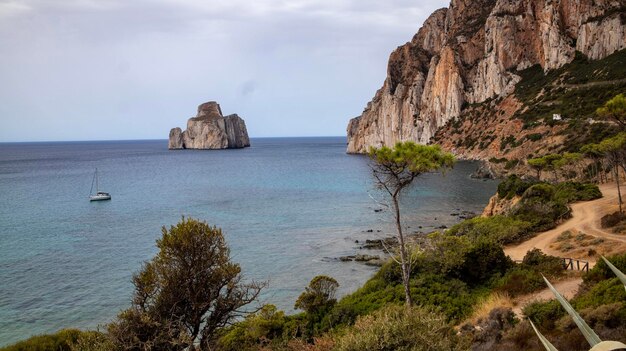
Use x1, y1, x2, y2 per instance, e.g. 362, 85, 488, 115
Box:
503, 183, 625, 316
504, 183, 626, 265
511, 277, 582, 317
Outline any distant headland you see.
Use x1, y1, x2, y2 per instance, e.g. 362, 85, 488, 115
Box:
168, 101, 250, 150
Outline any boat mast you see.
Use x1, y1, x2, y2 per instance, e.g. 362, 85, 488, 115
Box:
95, 168, 99, 192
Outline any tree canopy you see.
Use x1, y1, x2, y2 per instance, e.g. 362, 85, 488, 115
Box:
597, 93, 626, 129
295, 275, 339, 314
108, 217, 263, 350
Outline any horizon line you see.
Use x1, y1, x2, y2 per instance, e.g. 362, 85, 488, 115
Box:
0, 135, 347, 144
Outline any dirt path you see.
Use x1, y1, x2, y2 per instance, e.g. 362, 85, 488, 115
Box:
511, 277, 582, 317
504, 183, 626, 265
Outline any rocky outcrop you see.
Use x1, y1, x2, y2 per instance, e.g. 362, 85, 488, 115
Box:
482, 194, 521, 217
346, 0, 626, 154
168, 101, 250, 150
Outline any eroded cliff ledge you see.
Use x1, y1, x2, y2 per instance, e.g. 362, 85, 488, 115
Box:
346, 0, 626, 154
169, 101, 250, 150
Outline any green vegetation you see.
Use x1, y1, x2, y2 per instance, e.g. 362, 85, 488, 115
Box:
583, 132, 626, 213
512, 50, 625, 152
597, 93, 626, 129
108, 217, 264, 350
454, 176, 601, 244
0, 330, 82, 351
368, 142, 455, 306
333, 305, 468, 351
520, 253, 626, 349
514, 50, 626, 121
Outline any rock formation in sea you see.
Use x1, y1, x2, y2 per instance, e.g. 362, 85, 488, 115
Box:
346, 0, 626, 154
168, 101, 250, 150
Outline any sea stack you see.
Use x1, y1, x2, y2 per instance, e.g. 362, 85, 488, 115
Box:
168, 101, 250, 150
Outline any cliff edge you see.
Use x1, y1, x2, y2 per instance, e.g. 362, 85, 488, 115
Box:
169, 101, 250, 150
346, 0, 626, 154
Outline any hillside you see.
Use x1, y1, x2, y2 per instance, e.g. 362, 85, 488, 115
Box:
346, 0, 626, 158
433, 49, 625, 174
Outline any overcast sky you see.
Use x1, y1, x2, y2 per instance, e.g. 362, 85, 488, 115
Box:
0, 0, 448, 142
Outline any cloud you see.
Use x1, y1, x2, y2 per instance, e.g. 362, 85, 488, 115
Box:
0, 0, 449, 141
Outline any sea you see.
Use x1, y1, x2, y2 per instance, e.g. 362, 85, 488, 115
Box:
0, 137, 498, 346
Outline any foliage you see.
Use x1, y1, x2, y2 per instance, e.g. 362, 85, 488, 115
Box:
494, 249, 564, 297
522, 252, 626, 339
107, 217, 263, 350
0, 329, 83, 351
509, 184, 571, 232
497, 175, 535, 199
553, 182, 602, 203
295, 276, 339, 314
69, 331, 114, 351
448, 215, 533, 245
368, 142, 455, 306
597, 93, 626, 129
218, 305, 288, 351
333, 304, 469, 351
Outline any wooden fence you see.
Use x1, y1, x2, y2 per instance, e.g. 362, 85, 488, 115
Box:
562, 257, 589, 272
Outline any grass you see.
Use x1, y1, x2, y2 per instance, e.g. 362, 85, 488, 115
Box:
467, 292, 515, 324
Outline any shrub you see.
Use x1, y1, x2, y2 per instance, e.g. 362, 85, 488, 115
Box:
523, 300, 565, 330
553, 182, 602, 203
0, 329, 83, 351
521, 248, 564, 277
218, 305, 288, 351
600, 211, 625, 228
583, 252, 626, 284
333, 304, 468, 351
497, 175, 535, 199
495, 268, 546, 297
504, 159, 519, 170
448, 216, 534, 244
457, 240, 512, 286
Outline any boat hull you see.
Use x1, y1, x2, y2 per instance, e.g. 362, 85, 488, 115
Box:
90, 195, 111, 201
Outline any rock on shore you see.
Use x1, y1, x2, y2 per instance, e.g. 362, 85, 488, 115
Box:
168, 101, 250, 150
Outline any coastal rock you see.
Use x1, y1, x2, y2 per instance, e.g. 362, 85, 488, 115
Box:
482, 194, 521, 217
346, 0, 626, 154
169, 101, 250, 150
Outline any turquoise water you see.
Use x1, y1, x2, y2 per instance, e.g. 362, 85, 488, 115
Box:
0, 137, 497, 345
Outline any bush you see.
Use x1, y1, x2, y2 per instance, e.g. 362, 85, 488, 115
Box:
448, 216, 534, 245
496, 268, 546, 297
584, 252, 626, 285
456, 240, 512, 286
218, 305, 288, 351
497, 175, 535, 199
521, 248, 564, 277
600, 211, 625, 229
333, 304, 468, 351
0, 329, 83, 351
523, 300, 565, 330
553, 182, 602, 203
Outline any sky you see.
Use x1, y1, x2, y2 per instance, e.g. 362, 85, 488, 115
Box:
0, 0, 449, 142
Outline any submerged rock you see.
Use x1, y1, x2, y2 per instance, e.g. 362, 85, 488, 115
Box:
169, 101, 250, 150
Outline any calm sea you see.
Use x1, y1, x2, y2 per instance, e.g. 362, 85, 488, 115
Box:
0, 137, 497, 345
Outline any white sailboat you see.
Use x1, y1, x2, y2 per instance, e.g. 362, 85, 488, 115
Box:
89, 168, 111, 201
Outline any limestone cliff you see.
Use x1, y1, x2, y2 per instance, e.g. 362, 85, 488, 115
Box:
347, 0, 626, 154
168, 102, 250, 150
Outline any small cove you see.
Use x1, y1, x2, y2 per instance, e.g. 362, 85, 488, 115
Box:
0, 137, 498, 345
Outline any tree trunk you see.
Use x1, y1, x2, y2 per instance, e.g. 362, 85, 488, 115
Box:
392, 195, 413, 306
616, 165, 623, 214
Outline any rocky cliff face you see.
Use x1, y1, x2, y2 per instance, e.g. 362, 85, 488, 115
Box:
347, 0, 626, 154
168, 102, 250, 150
